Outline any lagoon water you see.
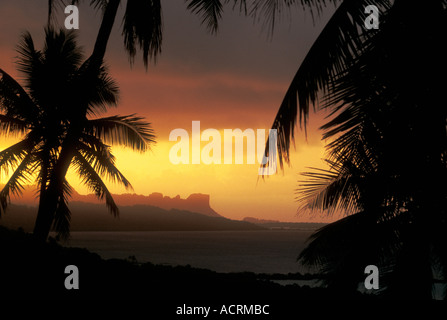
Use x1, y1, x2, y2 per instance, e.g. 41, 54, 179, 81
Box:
65, 230, 316, 274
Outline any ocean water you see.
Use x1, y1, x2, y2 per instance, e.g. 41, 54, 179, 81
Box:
63, 230, 447, 298
65, 230, 316, 274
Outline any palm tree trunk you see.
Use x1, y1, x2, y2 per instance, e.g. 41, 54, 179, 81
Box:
33, 0, 121, 242
89, 0, 120, 69
33, 190, 53, 241
33, 152, 50, 241
33, 138, 76, 241
47, 0, 54, 26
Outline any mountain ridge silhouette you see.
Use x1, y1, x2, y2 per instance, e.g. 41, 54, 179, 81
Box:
0, 185, 264, 232
0, 202, 263, 232
2, 184, 222, 218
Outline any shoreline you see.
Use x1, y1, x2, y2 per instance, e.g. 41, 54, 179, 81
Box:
0, 226, 364, 300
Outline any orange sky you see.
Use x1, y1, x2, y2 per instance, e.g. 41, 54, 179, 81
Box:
0, 1, 338, 222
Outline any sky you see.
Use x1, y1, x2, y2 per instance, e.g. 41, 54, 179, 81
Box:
0, 0, 339, 222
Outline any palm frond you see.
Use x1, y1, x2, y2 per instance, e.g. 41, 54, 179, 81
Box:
76, 63, 120, 116
48, 0, 83, 25
78, 136, 133, 190
0, 115, 28, 136
23, 28, 86, 113
85, 114, 156, 152
298, 209, 403, 289
15, 32, 42, 89
48, 0, 54, 25
0, 152, 36, 217
0, 138, 34, 178
249, 0, 334, 35
88, 65, 120, 115
226, 0, 248, 14
298, 212, 369, 267
53, 197, 71, 240
186, 0, 224, 34
323, 123, 362, 160
0, 68, 38, 121
42, 27, 83, 69
52, 179, 73, 240
296, 128, 381, 216
296, 163, 361, 216
72, 150, 119, 217
122, 0, 163, 67
47, 0, 61, 26
294, 1, 447, 296
267, 0, 392, 168
90, 0, 109, 12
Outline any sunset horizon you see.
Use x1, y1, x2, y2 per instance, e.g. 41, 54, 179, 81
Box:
2, 0, 443, 303
0, 0, 336, 223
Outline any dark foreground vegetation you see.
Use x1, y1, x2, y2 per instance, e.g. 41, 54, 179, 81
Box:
0, 226, 370, 301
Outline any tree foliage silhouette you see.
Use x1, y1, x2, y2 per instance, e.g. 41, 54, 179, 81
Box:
290, 1, 447, 298
29, 0, 241, 241
0, 28, 155, 240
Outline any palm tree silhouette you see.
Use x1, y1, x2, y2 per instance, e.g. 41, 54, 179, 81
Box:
0, 28, 155, 241
46, 0, 211, 69
293, 1, 447, 298
8, 0, 225, 242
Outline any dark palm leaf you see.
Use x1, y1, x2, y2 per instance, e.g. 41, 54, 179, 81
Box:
90, 0, 109, 11
81, 64, 120, 116
297, 161, 361, 216
42, 27, 83, 69
85, 114, 156, 152
15, 32, 42, 89
1, 26, 156, 240
298, 208, 404, 289
0, 138, 34, 177
53, 197, 72, 240
295, 1, 447, 298
48, 0, 61, 25
47, 0, 85, 25
16, 29, 85, 118
72, 150, 119, 217
122, 0, 163, 67
78, 136, 133, 189
186, 0, 225, 34
0, 115, 29, 136
52, 179, 73, 240
249, 0, 335, 35
267, 0, 392, 168
296, 126, 381, 217
0, 152, 36, 216
0, 68, 39, 121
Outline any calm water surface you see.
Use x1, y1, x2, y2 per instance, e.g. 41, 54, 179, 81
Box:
65, 230, 316, 274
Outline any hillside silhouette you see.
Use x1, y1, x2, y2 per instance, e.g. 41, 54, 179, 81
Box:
76, 192, 223, 218
4, 184, 222, 217
0, 185, 259, 232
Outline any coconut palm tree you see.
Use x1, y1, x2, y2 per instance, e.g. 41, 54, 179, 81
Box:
26, 0, 235, 242
294, 0, 447, 298
47, 0, 319, 70
47, 0, 161, 69
35, 0, 234, 240
0, 28, 155, 241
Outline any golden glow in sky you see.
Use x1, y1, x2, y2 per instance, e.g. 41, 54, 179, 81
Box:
0, 1, 337, 222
